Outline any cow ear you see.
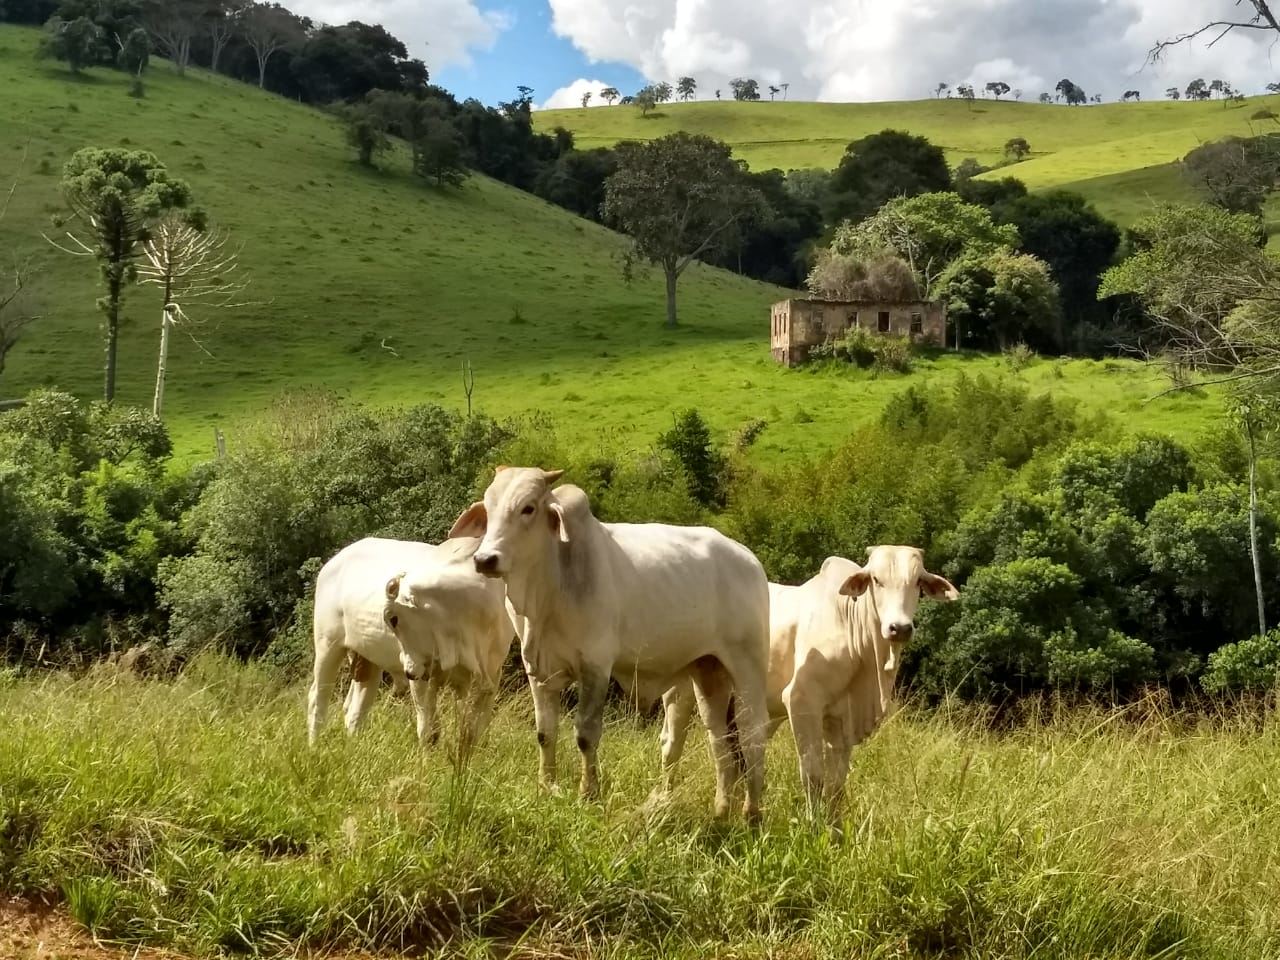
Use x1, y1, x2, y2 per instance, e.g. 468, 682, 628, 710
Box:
542, 468, 565, 485
449, 501, 487, 538
920, 571, 959, 601
385, 573, 404, 602
840, 570, 871, 597
495, 464, 510, 474
548, 501, 571, 543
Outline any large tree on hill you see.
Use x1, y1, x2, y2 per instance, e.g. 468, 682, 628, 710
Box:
144, 0, 203, 74
729, 77, 760, 101
49, 149, 198, 402
653, 80, 673, 103
985, 80, 1010, 99
677, 76, 696, 100
1183, 136, 1280, 215
827, 129, 952, 224
242, 1, 300, 88
603, 133, 765, 328
37, 15, 104, 72
1055, 78, 1086, 105
600, 85, 619, 105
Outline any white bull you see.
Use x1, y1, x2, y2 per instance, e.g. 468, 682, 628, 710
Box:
450, 466, 771, 822
659, 545, 958, 816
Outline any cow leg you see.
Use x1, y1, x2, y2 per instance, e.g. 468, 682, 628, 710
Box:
783, 674, 826, 816
822, 710, 853, 817
409, 675, 440, 746
574, 664, 610, 801
726, 658, 769, 824
459, 681, 498, 764
690, 658, 737, 820
344, 653, 380, 734
529, 675, 562, 792
656, 682, 697, 796
307, 638, 347, 745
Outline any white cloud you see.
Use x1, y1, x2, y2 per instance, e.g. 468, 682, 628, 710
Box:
290, 0, 511, 70
546, 0, 1280, 103
537, 78, 617, 110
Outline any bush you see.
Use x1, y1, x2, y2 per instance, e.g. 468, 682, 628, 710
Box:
826, 326, 914, 373
1202, 630, 1280, 694
1003, 342, 1035, 371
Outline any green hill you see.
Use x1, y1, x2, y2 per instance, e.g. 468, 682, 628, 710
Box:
0, 26, 1219, 461
537, 96, 1280, 226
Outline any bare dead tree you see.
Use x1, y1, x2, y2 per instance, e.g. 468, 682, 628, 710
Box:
138, 216, 252, 416
1150, 0, 1280, 61
0, 149, 40, 383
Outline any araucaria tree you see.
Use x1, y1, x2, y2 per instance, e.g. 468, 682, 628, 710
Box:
603, 133, 764, 328
139, 215, 250, 417
49, 149, 197, 402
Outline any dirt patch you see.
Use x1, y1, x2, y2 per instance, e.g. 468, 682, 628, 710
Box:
0, 896, 178, 960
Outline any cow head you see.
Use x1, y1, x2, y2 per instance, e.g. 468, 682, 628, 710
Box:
836, 545, 958, 663
383, 554, 489, 680
450, 466, 566, 578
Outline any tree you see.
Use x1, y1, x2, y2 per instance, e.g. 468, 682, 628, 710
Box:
138, 215, 249, 417
830, 192, 1018, 298
37, 15, 103, 72
49, 149, 197, 402
603, 133, 765, 328
204, 0, 238, 73
534, 147, 617, 221
1269, 82, 1280, 94
1003, 137, 1031, 161
956, 83, 975, 107
115, 24, 149, 77
780, 82, 789, 100
414, 124, 468, 188
807, 248, 919, 301
1055, 78, 1086, 105
634, 85, 658, 116
935, 82, 949, 98
600, 86, 619, 105
1038, 92, 1052, 104
827, 129, 952, 224
144, 0, 202, 74
1186, 78, 1210, 101
659, 409, 726, 508
1167, 87, 1181, 100
956, 175, 1027, 208
339, 101, 390, 166
653, 81, 673, 103
580, 90, 591, 109
1151, 2, 1280, 62
714, 88, 721, 100
729, 77, 760, 101
677, 76, 696, 101
954, 157, 990, 182
1013, 88, 1023, 101
985, 81, 1010, 100
1182, 136, 1280, 215
0, 172, 39, 382
938, 250, 1060, 350
768, 84, 780, 101
241, 1, 299, 89
1122, 90, 1141, 102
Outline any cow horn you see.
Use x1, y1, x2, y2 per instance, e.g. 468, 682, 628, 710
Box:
542, 468, 564, 483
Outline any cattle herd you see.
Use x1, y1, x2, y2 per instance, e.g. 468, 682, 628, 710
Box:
309, 465, 959, 821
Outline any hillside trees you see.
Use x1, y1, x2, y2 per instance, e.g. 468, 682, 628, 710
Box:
600, 86, 619, 105
603, 133, 765, 328
241, 1, 300, 88
1004, 137, 1031, 161
144, 0, 203, 74
985, 81, 1010, 99
938, 250, 1060, 350
827, 129, 952, 224
37, 14, 103, 72
339, 101, 390, 166
50, 149, 199, 402
204, 0, 238, 73
677, 76, 695, 100
1182, 136, 1280, 214
730, 78, 760, 101
1055, 78, 1086, 105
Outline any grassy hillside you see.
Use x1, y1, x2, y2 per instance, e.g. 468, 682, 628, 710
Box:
538, 96, 1280, 226
0, 25, 1219, 462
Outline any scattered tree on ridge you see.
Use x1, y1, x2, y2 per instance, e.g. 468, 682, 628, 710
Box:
1004, 137, 1031, 161
1055, 78, 1086, 104
600, 85, 619, 105
780, 82, 789, 100
1122, 90, 1141, 102
1186, 78, 1210, 100
48, 148, 199, 402
653, 81, 673, 103
1038, 91, 1052, 103
769, 84, 780, 101
634, 85, 658, 116
985, 80, 1010, 99
935, 82, 949, 98
580, 90, 591, 108
729, 77, 760, 101
1167, 87, 1181, 100
603, 133, 765, 328
677, 76, 696, 100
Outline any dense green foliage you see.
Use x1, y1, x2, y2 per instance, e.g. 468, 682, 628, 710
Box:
827, 129, 952, 224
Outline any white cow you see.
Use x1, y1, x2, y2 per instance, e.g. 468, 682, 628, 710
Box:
382, 536, 517, 760
450, 466, 771, 822
308, 536, 515, 756
659, 546, 958, 816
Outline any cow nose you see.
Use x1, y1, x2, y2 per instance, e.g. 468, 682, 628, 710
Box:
889, 621, 914, 641
473, 552, 499, 575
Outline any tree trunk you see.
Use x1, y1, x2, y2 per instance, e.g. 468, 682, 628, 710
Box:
210, 41, 223, 74
1246, 415, 1268, 635
664, 264, 678, 328
154, 308, 171, 418
256, 53, 267, 88
104, 279, 122, 402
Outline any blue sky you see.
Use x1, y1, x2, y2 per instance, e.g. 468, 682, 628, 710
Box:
434, 0, 643, 106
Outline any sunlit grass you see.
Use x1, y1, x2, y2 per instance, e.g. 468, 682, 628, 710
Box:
1, 656, 1277, 957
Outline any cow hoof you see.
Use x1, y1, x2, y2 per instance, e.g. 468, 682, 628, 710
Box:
540, 781, 564, 797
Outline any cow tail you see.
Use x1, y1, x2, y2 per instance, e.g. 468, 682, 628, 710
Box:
725, 694, 747, 780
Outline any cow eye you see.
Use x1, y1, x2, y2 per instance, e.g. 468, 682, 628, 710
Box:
873, 577, 883, 589
521, 504, 535, 516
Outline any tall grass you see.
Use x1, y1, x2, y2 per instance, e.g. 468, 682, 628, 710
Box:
1, 656, 1277, 958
